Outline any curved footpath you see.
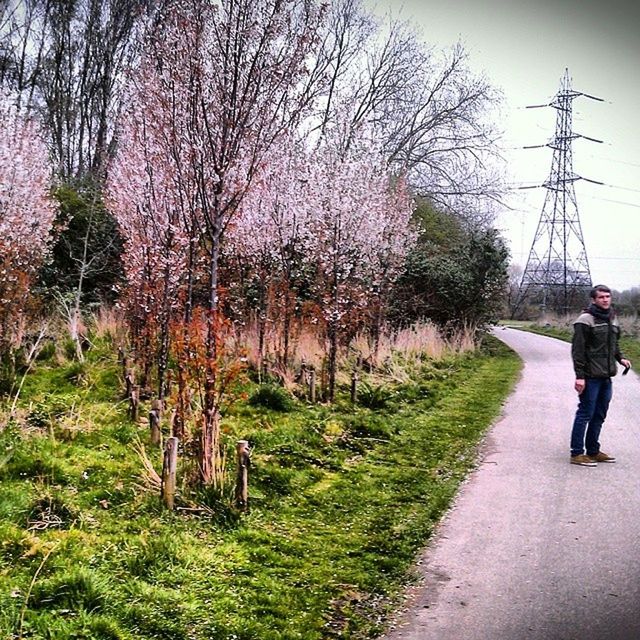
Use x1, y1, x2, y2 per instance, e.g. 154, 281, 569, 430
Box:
382, 327, 640, 640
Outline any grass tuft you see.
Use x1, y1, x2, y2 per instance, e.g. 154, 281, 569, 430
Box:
29, 567, 109, 612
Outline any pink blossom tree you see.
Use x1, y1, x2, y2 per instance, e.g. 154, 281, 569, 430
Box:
0, 95, 57, 356
110, 0, 326, 484
107, 60, 194, 403
362, 173, 416, 355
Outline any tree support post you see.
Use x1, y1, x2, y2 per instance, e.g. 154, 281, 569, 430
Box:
129, 384, 140, 422
309, 368, 316, 404
350, 370, 358, 403
149, 398, 163, 446
234, 440, 251, 512
161, 436, 179, 510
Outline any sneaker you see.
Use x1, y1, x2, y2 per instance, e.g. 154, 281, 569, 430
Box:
570, 454, 597, 467
588, 451, 616, 463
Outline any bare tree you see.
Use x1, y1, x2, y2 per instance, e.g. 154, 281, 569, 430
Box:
0, 0, 153, 180
309, 0, 505, 219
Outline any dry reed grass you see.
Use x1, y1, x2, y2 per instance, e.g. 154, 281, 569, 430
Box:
90, 306, 128, 345
40, 308, 479, 398
350, 322, 476, 384
617, 315, 640, 337
240, 319, 477, 387
239, 319, 325, 388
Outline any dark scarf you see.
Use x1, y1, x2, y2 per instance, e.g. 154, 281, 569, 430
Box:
587, 302, 614, 323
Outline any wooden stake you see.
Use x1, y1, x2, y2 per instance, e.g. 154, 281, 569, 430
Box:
350, 370, 358, 403
161, 436, 179, 510
320, 358, 328, 401
309, 368, 316, 404
124, 368, 135, 399
149, 398, 162, 446
129, 385, 140, 421
298, 360, 307, 384
234, 440, 251, 511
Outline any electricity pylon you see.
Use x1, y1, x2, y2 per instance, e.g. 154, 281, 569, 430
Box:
513, 69, 603, 317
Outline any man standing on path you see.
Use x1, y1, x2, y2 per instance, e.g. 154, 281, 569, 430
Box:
570, 284, 632, 467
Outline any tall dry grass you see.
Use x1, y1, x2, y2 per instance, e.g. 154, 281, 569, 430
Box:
373, 322, 475, 362
347, 322, 476, 384
90, 306, 128, 345
56, 308, 479, 393
239, 317, 477, 387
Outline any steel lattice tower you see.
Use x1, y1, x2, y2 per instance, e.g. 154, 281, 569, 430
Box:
514, 69, 602, 316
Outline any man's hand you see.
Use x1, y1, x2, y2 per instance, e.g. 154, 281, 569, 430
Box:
575, 378, 586, 394
621, 358, 632, 369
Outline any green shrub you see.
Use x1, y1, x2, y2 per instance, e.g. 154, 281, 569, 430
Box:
26, 395, 78, 430
4, 444, 72, 484
248, 384, 294, 412
395, 381, 432, 403
26, 407, 50, 429
65, 361, 89, 385
254, 465, 298, 496
0, 348, 27, 395
83, 615, 126, 640
0, 522, 32, 564
107, 421, 137, 445
63, 338, 78, 361
0, 420, 20, 468
194, 484, 242, 528
342, 414, 392, 440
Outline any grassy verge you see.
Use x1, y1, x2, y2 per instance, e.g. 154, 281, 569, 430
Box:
0, 336, 520, 640
501, 320, 640, 366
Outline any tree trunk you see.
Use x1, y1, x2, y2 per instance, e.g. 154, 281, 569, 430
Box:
282, 287, 293, 368
200, 228, 221, 486
328, 320, 338, 403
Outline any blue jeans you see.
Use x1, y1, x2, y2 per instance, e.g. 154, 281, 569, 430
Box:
570, 377, 612, 457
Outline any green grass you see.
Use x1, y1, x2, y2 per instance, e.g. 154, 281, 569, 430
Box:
504, 320, 640, 367
0, 336, 520, 639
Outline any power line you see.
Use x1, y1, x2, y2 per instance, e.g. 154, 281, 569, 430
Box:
580, 193, 640, 209
583, 153, 640, 169
510, 250, 640, 262
508, 182, 640, 207
602, 184, 640, 194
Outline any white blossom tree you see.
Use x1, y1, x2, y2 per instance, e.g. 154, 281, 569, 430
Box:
228, 134, 316, 368
308, 129, 414, 400
107, 59, 193, 401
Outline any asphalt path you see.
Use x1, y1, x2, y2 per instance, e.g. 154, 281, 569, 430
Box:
382, 327, 640, 640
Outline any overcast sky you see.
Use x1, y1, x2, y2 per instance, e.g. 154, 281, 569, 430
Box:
375, 0, 640, 292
